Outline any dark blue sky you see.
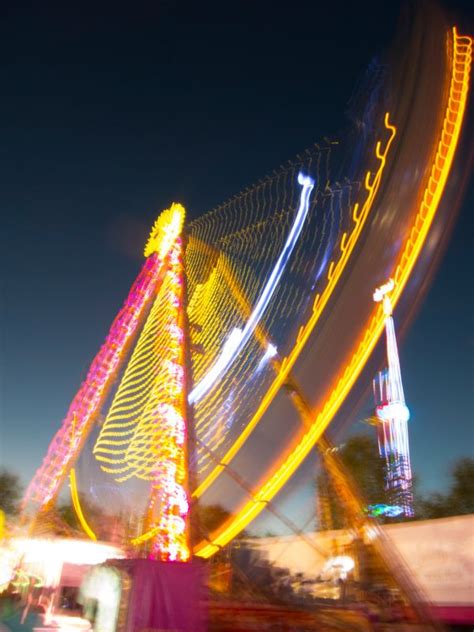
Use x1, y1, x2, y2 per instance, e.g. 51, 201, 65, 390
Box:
0, 0, 472, 500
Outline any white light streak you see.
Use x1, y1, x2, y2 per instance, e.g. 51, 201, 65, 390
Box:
189, 172, 314, 404
256, 343, 278, 372
374, 278, 395, 315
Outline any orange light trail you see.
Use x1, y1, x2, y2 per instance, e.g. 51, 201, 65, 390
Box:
192, 112, 397, 499
194, 27, 472, 558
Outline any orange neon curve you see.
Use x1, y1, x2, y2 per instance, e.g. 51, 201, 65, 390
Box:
192, 112, 397, 499
194, 28, 472, 558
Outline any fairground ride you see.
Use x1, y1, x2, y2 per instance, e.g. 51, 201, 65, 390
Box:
20, 11, 471, 565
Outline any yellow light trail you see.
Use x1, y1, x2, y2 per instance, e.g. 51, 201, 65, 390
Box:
192, 111, 397, 499
69, 468, 97, 541
194, 27, 472, 558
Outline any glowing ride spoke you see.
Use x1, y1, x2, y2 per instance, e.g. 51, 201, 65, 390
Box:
192, 111, 397, 499
92, 208, 190, 561
22, 204, 185, 523
131, 175, 316, 547
22, 253, 163, 512
194, 28, 472, 557
188, 172, 315, 405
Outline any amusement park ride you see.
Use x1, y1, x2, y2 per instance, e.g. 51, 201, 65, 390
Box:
4, 10, 472, 632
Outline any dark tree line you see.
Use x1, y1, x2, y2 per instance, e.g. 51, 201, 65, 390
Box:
1, 444, 472, 527
316, 434, 474, 526
416, 457, 474, 519
0, 469, 22, 515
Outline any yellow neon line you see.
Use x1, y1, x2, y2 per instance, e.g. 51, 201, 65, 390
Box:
194, 28, 472, 558
192, 112, 397, 499
131, 525, 160, 546
69, 468, 97, 541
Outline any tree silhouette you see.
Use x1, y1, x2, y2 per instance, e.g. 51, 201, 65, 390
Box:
0, 468, 22, 515
316, 434, 390, 529
418, 457, 474, 519
191, 502, 232, 545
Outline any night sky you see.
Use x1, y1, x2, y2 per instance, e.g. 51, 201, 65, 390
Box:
0, 0, 472, 508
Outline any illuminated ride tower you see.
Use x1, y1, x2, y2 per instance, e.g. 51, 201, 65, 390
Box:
372, 280, 414, 518
22, 204, 192, 562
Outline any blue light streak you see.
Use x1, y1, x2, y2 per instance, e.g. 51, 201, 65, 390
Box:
367, 503, 404, 518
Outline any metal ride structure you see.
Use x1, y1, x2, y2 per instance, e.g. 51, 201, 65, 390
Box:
372, 280, 414, 518
21, 15, 471, 568
23, 205, 191, 562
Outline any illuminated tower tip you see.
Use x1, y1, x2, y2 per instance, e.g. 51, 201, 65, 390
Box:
373, 278, 395, 315
144, 203, 185, 259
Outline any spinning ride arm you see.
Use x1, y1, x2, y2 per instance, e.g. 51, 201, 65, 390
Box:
22, 206, 185, 522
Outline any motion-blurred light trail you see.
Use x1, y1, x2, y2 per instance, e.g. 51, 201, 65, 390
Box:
192, 112, 397, 500
194, 28, 472, 557
188, 172, 314, 405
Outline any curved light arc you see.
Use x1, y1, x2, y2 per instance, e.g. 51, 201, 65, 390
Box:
192, 112, 397, 499
188, 173, 315, 405
69, 469, 97, 541
194, 27, 472, 557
